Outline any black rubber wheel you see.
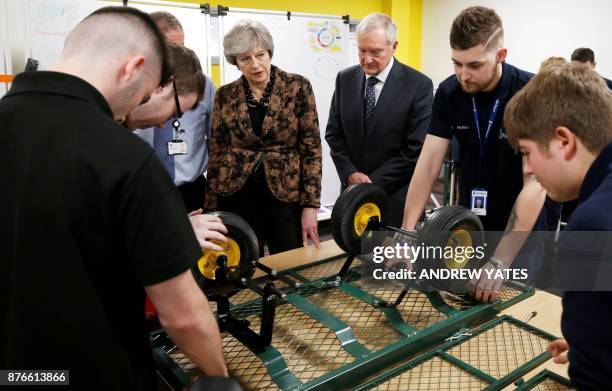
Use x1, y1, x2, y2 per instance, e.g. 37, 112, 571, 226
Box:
331, 184, 391, 255
416, 205, 485, 291
192, 211, 259, 296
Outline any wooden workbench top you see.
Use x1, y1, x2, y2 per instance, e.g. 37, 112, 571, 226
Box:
501, 289, 568, 383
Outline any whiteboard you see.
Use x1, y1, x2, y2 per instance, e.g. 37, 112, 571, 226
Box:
220, 9, 352, 207
27, 0, 99, 70
27, 0, 211, 75
1, 0, 11, 97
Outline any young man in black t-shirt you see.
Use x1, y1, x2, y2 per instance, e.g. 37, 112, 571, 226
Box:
401, 6, 555, 302
0, 7, 227, 389
505, 63, 612, 391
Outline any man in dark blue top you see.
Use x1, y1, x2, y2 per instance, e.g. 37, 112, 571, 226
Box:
505, 63, 612, 390
401, 6, 554, 302
571, 47, 612, 90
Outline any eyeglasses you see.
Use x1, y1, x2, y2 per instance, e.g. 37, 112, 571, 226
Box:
171, 80, 185, 134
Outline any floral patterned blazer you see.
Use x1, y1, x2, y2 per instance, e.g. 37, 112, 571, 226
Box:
205, 66, 322, 210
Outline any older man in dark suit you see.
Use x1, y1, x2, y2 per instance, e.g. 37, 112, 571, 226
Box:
325, 12, 433, 226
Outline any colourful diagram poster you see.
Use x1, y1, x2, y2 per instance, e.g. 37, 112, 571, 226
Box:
308, 21, 344, 53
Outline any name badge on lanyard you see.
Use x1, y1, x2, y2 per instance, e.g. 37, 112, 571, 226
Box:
471, 188, 488, 216
168, 140, 187, 155
470, 96, 500, 217
168, 119, 188, 155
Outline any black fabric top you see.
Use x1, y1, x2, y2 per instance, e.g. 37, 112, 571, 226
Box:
560, 143, 612, 390
248, 104, 268, 138
0, 71, 202, 390
428, 62, 533, 230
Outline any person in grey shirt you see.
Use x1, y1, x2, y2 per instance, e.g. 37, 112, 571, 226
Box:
133, 11, 215, 212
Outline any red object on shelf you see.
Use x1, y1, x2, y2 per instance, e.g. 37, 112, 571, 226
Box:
145, 296, 157, 319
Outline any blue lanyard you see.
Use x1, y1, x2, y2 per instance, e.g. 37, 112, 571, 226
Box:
471, 97, 501, 158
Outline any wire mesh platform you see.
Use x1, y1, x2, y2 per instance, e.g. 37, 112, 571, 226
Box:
152, 253, 557, 390
369, 356, 489, 390
355, 317, 559, 391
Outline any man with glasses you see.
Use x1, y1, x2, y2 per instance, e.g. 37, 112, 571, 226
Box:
129, 11, 216, 214
127, 43, 228, 251
127, 43, 203, 141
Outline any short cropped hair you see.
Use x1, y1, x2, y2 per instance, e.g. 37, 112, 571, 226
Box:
150, 11, 183, 34
356, 13, 397, 47
571, 48, 595, 64
539, 56, 567, 72
71, 6, 171, 85
450, 6, 503, 51
505, 63, 612, 153
168, 43, 205, 109
223, 19, 274, 66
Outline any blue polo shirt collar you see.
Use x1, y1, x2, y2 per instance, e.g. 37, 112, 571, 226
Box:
474, 62, 512, 100
578, 143, 612, 203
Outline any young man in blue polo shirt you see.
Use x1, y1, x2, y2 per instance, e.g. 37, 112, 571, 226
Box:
401, 6, 555, 301
571, 47, 612, 90
505, 63, 612, 390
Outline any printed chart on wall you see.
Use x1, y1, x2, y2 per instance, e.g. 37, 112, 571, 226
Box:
220, 10, 352, 211
27, 0, 210, 75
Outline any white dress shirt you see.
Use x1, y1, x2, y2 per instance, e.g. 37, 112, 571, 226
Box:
364, 56, 394, 105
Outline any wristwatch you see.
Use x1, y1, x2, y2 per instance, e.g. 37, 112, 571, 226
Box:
487, 256, 506, 269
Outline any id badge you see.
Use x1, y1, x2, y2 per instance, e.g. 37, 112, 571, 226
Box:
470, 188, 488, 216
168, 140, 187, 155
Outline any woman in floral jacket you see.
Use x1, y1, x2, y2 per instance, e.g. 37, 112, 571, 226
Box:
205, 19, 322, 255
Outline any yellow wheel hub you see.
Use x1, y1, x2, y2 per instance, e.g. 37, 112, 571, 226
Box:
444, 228, 473, 269
353, 203, 381, 236
197, 238, 241, 280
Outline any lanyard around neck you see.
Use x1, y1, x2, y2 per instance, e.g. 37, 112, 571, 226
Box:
471, 96, 501, 159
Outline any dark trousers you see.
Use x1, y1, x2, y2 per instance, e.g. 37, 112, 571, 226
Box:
218, 171, 302, 256
178, 175, 206, 213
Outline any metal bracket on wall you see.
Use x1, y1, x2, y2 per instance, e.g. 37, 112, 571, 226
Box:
217, 5, 228, 16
